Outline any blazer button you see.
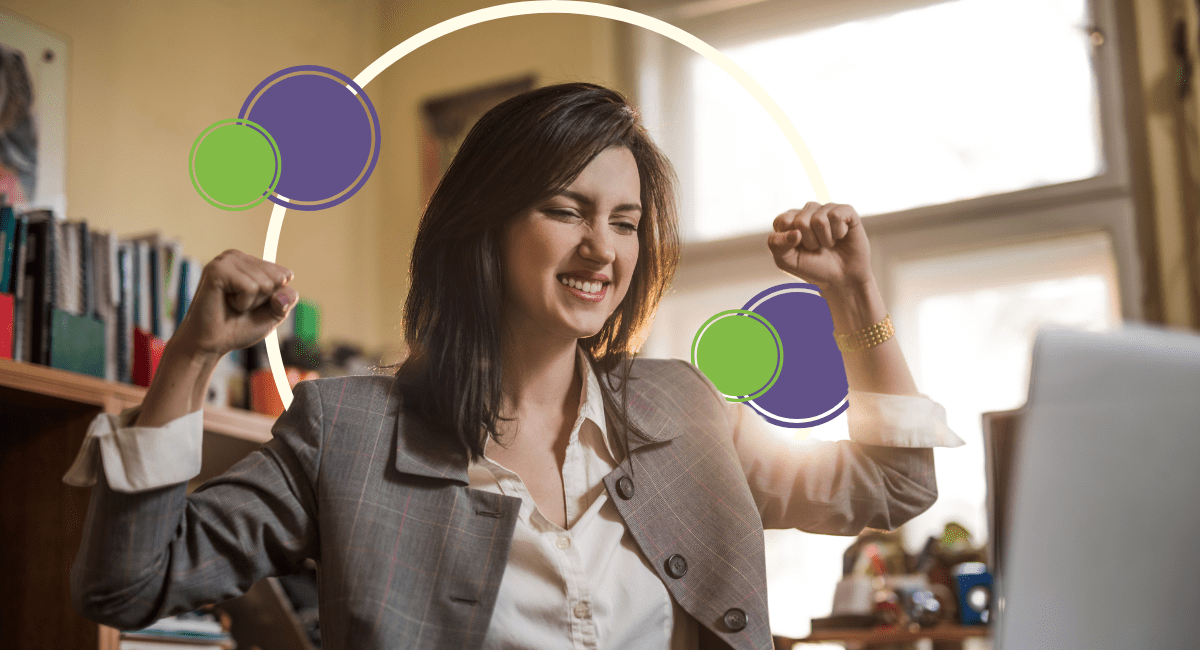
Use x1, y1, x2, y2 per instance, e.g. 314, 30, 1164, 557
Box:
723, 608, 747, 632
616, 476, 635, 500
664, 554, 688, 579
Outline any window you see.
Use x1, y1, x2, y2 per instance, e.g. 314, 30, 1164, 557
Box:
629, 0, 1140, 638
893, 231, 1121, 547
687, 0, 1103, 241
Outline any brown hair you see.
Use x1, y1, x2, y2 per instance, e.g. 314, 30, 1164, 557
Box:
398, 82, 680, 461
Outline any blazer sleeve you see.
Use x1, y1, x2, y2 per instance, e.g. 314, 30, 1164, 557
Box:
678, 360, 941, 535
70, 380, 324, 630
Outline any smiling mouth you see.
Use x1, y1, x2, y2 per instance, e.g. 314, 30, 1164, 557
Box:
558, 275, 609, 302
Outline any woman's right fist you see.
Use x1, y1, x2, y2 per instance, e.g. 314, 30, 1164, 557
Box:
172, 249, 298, 360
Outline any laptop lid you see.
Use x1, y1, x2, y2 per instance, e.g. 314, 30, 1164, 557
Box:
996, 325, 1200, 649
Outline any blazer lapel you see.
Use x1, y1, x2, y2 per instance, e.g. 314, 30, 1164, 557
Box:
600, 362, 688, 452
390, 377, 471, 484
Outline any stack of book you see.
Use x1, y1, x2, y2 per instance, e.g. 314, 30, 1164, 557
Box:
0, 200, 201, 385
1, 199, 331, 413
120, 610, 235, 649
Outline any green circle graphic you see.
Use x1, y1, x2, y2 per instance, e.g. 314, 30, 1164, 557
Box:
691, 309, 784, 402
190, 118, 281, 211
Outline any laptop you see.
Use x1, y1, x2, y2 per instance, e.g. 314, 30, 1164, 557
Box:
996, 325, 1200, 649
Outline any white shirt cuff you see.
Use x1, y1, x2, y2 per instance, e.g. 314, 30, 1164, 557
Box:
847, 390, 965, 448
61, 407, 205, 493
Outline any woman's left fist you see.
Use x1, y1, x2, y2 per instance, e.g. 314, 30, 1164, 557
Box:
767, 202, 873, 289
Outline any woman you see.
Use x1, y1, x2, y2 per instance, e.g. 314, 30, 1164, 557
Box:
66, 83, 961, 650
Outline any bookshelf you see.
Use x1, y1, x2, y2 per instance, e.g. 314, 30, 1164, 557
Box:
0, 357, 300, 650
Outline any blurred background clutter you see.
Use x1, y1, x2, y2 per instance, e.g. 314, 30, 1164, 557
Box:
3, 0, 1200, 649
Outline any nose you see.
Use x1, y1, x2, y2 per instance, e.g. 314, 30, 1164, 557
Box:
578, 221, 616, 265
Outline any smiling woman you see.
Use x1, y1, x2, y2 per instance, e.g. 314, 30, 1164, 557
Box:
398, 84, 679, 466
66, 82, 963, 650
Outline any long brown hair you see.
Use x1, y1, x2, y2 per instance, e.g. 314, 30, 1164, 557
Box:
399, 82, 680, 461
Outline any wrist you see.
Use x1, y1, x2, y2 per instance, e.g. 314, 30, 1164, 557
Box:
819, 276, 887, 333
162, 332, 224, 367
136, 340, 222, 427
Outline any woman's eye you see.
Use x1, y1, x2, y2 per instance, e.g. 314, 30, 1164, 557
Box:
546, 208, 579, 219
614, 221, 638, 233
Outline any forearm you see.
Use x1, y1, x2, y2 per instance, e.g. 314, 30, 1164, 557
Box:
72, 470, 191, 629
135, 339, 221, 427
819, 276, 919, 396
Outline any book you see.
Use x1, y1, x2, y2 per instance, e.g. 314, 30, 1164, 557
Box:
48, 308, 106, 378
80, 220, 94, 317
123, 232, 182, 340
91, 229, 118, 380
0, 204, 14, 294
132, 326, 165, 387
119, 638, 234, 650
117, 242, 135, 383
118, 639, 231, 650
160, 238, 182, 339
54, 219, 83, 315
9, 214, 28, 361
175, 256, 201, 328
119, 236, 151, 336
134, 611, 225, 636
0, 292, 12, 359
21, 211, 56, 365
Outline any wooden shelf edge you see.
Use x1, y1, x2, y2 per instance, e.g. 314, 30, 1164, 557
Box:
0, 357, 144, 411
1, 358, 276, 442
203, 405, 275, 443
786, 624, 990, 644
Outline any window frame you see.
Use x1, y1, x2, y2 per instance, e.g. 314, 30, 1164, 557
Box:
622, 0, 1154, 325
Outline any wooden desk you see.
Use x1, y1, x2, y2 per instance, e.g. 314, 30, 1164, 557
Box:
775, 624, 989, 649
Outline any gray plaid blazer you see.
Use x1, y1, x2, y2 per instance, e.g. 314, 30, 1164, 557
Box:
71, 358, 937, 650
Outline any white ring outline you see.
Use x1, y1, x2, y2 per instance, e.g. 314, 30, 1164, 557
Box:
264, 0, 830, 408
745, 286, 849, 424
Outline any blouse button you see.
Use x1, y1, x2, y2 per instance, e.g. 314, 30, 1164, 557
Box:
664, 554, 688, 579
574, 602, 591, 618
556, 536, 571, 549
616, 476, 635, 499
723, 608, 747, 632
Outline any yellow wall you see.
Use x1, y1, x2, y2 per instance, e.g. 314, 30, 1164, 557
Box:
371, 0, 623, 360
0, 0, 625, 357
0, 0, 386, 350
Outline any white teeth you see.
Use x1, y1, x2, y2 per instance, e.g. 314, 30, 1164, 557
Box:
559, 276, 605, 294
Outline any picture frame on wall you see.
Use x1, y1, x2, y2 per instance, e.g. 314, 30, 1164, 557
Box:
0, 9, 69, 216
419, 75, 536, 205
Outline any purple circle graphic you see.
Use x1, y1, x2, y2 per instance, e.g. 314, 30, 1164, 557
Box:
239, 65, 380, 211
742, 283, 848, 428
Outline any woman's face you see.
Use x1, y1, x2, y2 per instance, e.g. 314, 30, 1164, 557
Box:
501, 146, 642, 345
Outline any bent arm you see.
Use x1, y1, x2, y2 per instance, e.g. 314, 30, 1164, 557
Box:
69, 380, 324, 630
726, 394, 941, 534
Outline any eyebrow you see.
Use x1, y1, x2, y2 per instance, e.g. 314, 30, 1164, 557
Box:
557, 189, 643, 215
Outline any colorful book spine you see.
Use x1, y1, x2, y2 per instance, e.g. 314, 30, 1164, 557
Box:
22, 212, 56, 365
9, 214, 28, 361
0, 292, 12, 360
117, 243, 134, 383
0, 205, 14, 294
132, 326, 165, 388
49, 308, 106, 378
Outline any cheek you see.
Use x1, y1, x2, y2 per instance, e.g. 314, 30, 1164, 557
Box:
616, 238, 640, 293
